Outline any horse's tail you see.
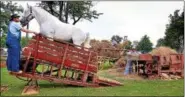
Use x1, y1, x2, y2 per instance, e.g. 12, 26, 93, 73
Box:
84, 32, 91, 48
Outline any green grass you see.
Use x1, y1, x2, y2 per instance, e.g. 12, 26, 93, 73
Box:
1, 68, 184, 96
99, 60, 113, 70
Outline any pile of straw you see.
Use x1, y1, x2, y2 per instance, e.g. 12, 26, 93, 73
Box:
90, 39, 124, 58
150, 46, 177, 56
113, 56, 126, 68
150, 46, 177, 62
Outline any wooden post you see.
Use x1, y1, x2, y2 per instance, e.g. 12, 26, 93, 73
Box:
50, 65, 53, 77
82, 52, 92, 83
137, 60, 139, 74
32, 35, 39, 75
74, 71, 79, 80
58, 44, 68, 78
41, 64, 45, 77
23, 52, 31, 73
26, 23, 29, 45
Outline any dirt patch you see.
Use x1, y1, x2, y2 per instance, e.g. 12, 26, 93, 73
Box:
99, 68, 144, 80
0, 61, 6, 68
22, 86, 40, 95
0, 85, 8, 92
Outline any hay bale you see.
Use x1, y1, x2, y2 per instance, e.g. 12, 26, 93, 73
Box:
113, 56, 126, 68
150, 46, 177, 62
90, 39, 124, 58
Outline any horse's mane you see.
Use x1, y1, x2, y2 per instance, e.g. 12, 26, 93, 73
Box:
34, 7, 49, 15
33, 6, 59, 22
32, 6, 76, 28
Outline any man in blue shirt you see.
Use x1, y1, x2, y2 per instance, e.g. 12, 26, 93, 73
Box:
6, 14, 37, 74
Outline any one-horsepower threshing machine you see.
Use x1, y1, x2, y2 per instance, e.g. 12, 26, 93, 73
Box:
10, 34, 122, 95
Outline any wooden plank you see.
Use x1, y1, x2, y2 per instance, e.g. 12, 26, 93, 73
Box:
64, 59, 97, 73
139, 54, 153, 61
38, 36, 67, 48
38, 42, 64, 52
66, 54, 87, 64
66, 51, 88, 60
37, 46, 62, 57
68, 46, 89, 55
9, 72, 94, 87
31, 51, 62, 64
170, 55, 181, 64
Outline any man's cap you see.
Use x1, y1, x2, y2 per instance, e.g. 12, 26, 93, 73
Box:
11, 14, 20, 19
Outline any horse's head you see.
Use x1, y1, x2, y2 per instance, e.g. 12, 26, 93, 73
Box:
20, 4, 35, 27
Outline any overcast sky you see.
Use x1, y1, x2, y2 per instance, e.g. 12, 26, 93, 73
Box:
15, 1, 184, 47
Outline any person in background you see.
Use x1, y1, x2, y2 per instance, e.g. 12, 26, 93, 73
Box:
124, 49, 140, 75
6, 14, 37, 73
124, 50, 133, 75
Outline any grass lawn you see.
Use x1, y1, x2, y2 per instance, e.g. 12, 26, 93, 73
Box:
1, 68, 184, 96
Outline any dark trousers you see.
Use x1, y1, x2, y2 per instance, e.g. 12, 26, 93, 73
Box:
6, 40, 21, 72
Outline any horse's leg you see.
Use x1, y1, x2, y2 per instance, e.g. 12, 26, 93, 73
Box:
73, 40, 83, 49
83, 32, 91, 48
72, 38, 90, 51
71, 30, 86, 48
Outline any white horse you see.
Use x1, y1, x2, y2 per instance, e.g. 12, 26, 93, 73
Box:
20, 4, 91, 48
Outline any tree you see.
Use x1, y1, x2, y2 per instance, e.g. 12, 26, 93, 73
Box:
136, 35, 153, 53
37, 1, 103, 25
156, 38, 165, 47
124, 40, 133, 49
133, 40, 139, 49
163, 9, 184, 53
111, 35, 123, 45
0, 1, 23, 48
21, 37, 31, 47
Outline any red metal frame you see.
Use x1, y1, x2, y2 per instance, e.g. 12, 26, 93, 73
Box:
10, 34, 122, 87
137, 54, 184, 78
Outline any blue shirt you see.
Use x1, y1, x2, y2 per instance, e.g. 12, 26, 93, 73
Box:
7, 21, 22, 41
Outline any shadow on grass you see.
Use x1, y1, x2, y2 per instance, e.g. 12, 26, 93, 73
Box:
29, 82, 83, 88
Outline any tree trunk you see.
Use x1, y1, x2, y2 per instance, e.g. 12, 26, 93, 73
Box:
59, 1, 64, 22
64, 2, 69, 23
48, 2, 54, 15
72, 16, 82, 25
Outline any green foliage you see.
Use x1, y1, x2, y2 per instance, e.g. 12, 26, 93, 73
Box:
99, 60, 113, 70
20, 37, 31, 47
0, 1, 23, 48
156, 38, 165, 47
133, 40, 139, 49
102, 60, 113, 70
124, 40, 133, 49
38, 1, 103, 25
1, 34, 6, 48
163, 10, 184, 53
111, 35, 123, 44
136, 35, 153, 53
